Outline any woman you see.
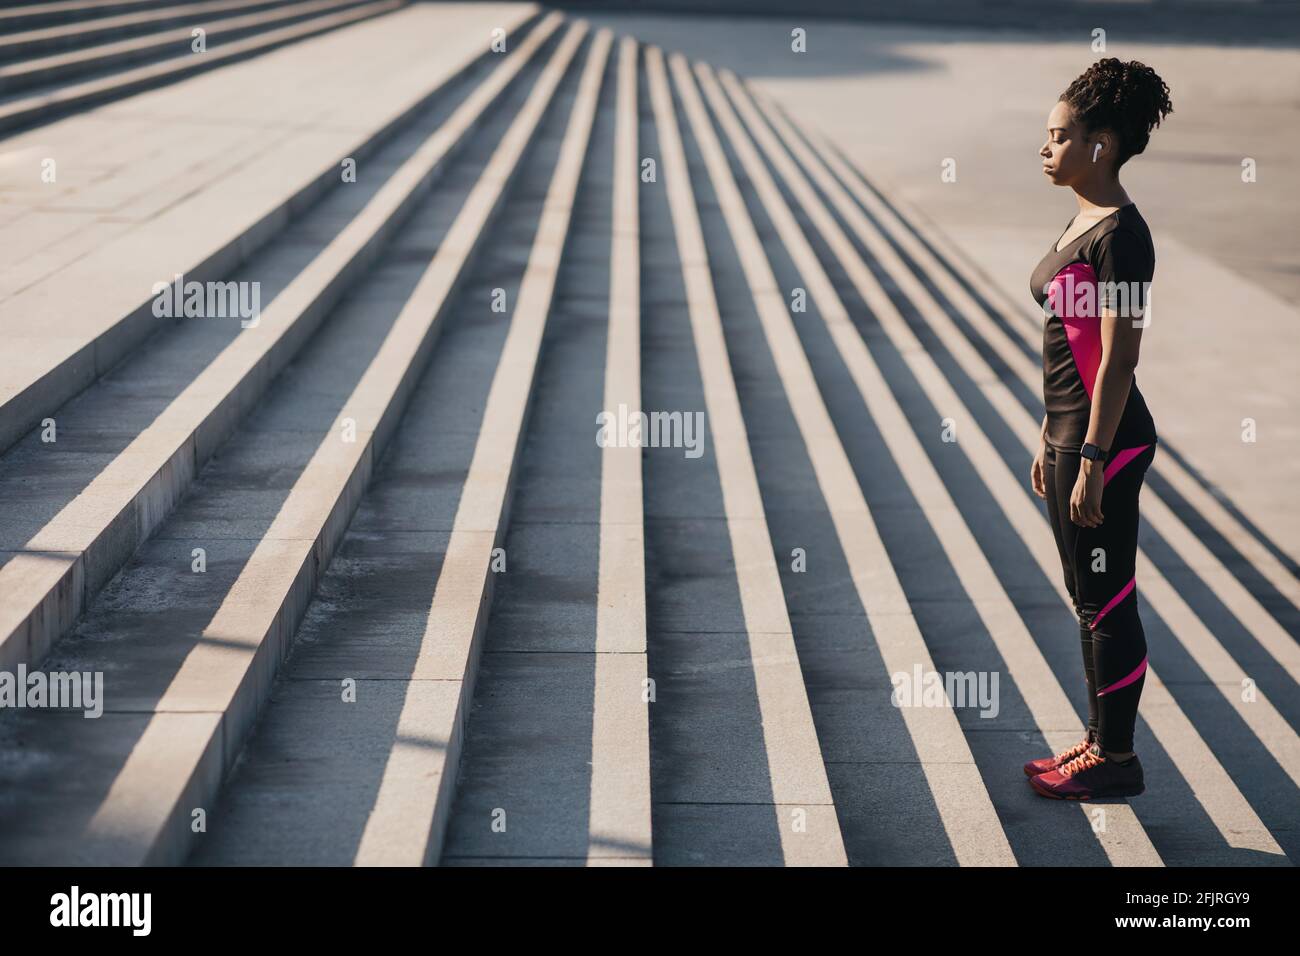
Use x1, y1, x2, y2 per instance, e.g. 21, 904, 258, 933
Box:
1022, 58, 1173, 800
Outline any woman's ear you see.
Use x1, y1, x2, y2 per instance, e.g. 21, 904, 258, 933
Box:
1090, 132, 1113, 163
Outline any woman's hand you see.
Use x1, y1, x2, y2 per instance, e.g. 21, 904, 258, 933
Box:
1030, 441, 1048, 499
1070, 458, 1104, 527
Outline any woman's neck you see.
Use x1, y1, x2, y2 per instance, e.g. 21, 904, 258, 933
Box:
1072, 178, 1131, 214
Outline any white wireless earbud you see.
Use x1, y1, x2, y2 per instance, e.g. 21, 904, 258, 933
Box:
1092, 143, 1103, 163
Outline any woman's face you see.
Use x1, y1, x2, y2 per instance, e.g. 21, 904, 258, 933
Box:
1040, 100, 1108, 186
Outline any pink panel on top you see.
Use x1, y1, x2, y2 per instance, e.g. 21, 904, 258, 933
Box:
1047, 261, 1102, 399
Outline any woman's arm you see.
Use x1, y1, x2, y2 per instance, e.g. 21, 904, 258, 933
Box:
1072, 306, 1145, 526
1071, 225, 1152, 527
1085, 310, 1143, 452
1031, 414, 1049, 498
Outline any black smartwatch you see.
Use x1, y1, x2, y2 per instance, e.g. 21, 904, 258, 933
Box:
1080, 442, 1109, 463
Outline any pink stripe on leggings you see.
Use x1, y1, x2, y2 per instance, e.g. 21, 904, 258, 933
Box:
1090, 576, 1136, 631
1097, 655, 1148, 697
1103, 444, 1151, 486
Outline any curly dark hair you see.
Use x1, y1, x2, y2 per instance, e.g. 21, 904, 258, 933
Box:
1061, 58, 1173, 167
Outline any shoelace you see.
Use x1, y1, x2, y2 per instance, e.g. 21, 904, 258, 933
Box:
1059, 748, 1105, 777
1053, 739, 1092, 766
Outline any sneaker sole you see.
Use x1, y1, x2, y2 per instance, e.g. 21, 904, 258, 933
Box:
1027, 776, 1145, 800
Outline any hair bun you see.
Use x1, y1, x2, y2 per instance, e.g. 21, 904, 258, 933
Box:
1061, 58, 1173, 166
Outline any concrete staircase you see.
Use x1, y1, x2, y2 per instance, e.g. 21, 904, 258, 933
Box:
0, 3, 1296, 867
0, 0, 408, 136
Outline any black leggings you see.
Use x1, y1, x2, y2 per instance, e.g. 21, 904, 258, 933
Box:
1042, 442, 1156, 754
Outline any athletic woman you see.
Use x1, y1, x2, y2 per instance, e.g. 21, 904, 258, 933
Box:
1022, 58, 1173, 799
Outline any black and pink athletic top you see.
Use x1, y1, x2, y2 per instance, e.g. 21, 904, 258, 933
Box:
1030, 202, 1158, 454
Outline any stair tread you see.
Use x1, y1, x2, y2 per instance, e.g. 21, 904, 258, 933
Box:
0, 4, 539, 458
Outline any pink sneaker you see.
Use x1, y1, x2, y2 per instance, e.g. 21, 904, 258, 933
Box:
1029, 743, 1145, 800
1023, 734, 1093, 777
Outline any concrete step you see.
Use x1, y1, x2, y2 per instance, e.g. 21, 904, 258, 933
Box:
344, 22, 603, 868
193, 25, 612, 866
0, 0, 404, 136
0, 0, 295, 63
0, 0, 382, 95
0, 4, 520, 452
629, 44, 846, 866
0, 1, 207, 36
654, 46, 1009, 865
0, 9, 550, 671
0, 15, 580, 866
439, 35, 651, 867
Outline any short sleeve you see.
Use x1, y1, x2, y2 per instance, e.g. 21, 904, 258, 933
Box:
1090, 227, 1153, 317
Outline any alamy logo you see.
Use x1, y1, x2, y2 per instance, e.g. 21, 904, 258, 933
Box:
890, 664, 1000, 718
151, 273, 261, 328
1041, 273, 1153, 325
50, 886, 151, 936
596, 403, 705, 459
0, 665, 103, 718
